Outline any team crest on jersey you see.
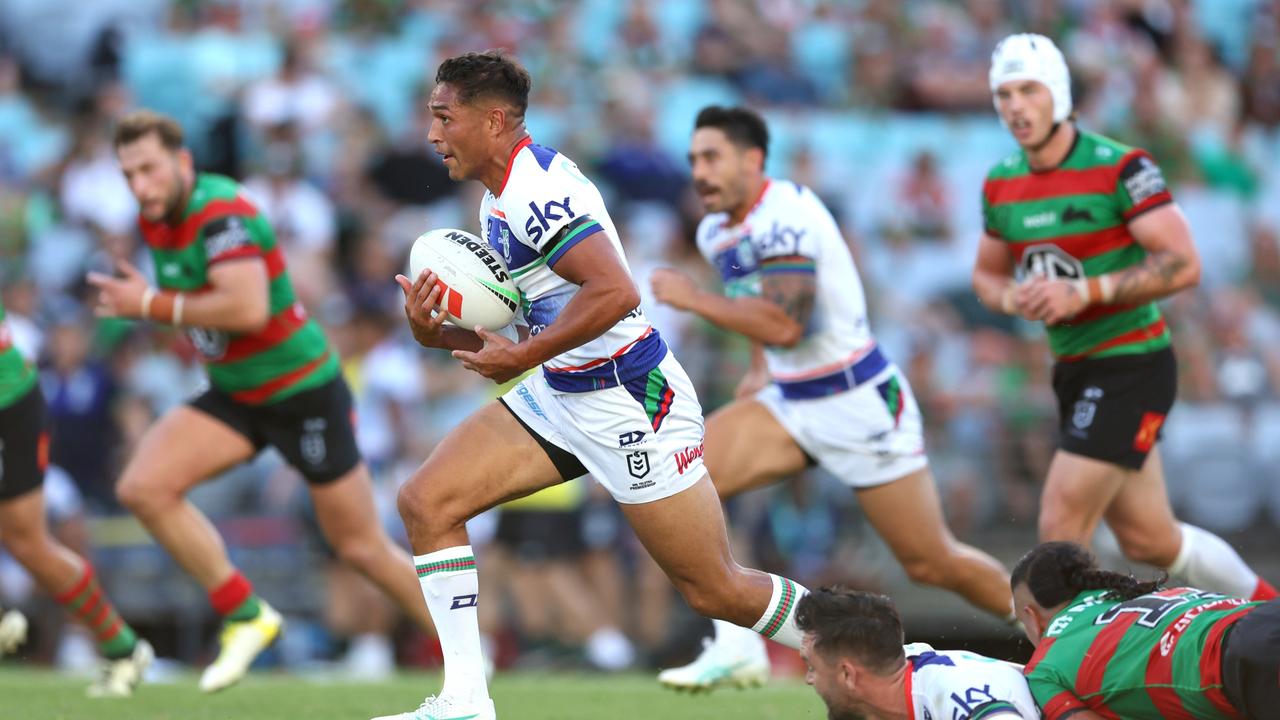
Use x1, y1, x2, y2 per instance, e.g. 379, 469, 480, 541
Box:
187, 327, 229, 360
1021, 244, 1083, 281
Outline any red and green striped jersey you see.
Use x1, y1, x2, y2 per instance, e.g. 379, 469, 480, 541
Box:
1024, 587, 1258, 719
139, 174, 338, 405
983, 128, 1175, 361
0, 299, 37, 410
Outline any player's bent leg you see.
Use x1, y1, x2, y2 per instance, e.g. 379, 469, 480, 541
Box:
115, 405, 256, 589
373, 401, 563, 720
622, 475, 808, 690
1107, 452, 1276, 600
309, 463, 436, 634
855, 467, 1014, 619
1037, 450, 1126, 545
702, 398, 809, 500
0, 488, 152, 697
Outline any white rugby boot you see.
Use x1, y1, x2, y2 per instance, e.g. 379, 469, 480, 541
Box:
0, 608, 28, 655
87, 638, 154, 698
657, 622, 770, 693
199, 600, 284, 693
369, 695, 497, 720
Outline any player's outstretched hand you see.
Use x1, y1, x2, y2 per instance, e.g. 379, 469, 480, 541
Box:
86, 259, 149, 319
452, 327, 527, 383
396, 269, 448, 348
650, 268, 699, 310
1017, 277, 1085, 325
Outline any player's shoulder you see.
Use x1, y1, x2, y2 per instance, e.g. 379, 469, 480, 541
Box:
189, 173, 260, 221
1076, 129, 1145, 167
505, 141, 588, 194
695, 212, 730, 247
986, 151, 1028, 182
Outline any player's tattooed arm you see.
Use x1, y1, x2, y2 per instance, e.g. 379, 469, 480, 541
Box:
759, 257, 817, 334
1106, 203, 1200, 305
651, 258, 812, 347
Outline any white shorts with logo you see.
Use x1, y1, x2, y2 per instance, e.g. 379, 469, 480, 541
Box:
757, 365, 928, 488
501, 352, 707, 504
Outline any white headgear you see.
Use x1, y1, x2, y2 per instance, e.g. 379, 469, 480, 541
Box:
989, 33, 1072, 123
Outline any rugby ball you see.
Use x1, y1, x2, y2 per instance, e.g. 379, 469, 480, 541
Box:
408, 228, 519, 331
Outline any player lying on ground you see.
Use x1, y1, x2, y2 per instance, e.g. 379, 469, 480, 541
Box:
1014, 541, 1279, 719
374, 50, 813, 720
89, 110, 437, 693
797, 587, 1037, 720
973, 33, 1276, 603
0, 297, 153, 696
651, 105, 1014, 692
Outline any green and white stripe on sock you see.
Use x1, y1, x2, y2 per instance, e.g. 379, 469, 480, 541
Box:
750, 574, 808, 649
415, 555, 477, 579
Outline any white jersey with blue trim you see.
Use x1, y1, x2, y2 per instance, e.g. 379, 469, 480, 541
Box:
903, 643, 1040, 720
479, 138, 663, 393
694, 179, 875, 385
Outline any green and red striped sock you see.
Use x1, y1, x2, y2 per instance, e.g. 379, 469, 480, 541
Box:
750, 574, 809, 649
210, 571, 262, 622
53, 563, 137, 660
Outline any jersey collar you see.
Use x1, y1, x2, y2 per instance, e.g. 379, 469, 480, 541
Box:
499, 136, 533, 195
902, 658, 915, 720
728, 177, 772, 227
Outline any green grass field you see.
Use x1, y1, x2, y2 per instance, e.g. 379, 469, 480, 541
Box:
0, 669, 823, 719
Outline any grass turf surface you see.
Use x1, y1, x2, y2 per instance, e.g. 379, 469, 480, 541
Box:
0, 669, 823, 719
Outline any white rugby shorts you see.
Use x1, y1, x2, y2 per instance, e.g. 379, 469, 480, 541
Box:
501, 352, 707, 504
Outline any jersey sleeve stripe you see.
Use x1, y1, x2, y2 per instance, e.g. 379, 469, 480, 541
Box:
544, 217, 604, 267
760, 257, 816, 275
968, 700, 1022, 719
1122, 195, 1173, 221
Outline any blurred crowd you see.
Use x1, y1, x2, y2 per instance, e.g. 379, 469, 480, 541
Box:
1, 0, 1279, 676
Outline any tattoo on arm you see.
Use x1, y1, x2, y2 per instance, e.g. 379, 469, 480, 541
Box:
1109, 250, 1188, 303
762, 272, 817, 331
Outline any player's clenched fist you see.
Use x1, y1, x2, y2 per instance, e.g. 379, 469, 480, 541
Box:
395, 269, 448, 348
650, 267, 701, 310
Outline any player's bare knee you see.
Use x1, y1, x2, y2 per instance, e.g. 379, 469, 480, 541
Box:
1114, 528, 1178, 567
397, 474, 466, 536
115, 473, 172, 517
0, 525, 46, 566
1038, 508, 1091, 544
333, 535, 384, 576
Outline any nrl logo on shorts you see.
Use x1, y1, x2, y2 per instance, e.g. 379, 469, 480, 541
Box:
626, 450, 650, 479
1072, 386, 1103, 430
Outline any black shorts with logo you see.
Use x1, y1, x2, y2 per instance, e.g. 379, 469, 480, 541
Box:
1221, 599, 1280, 719
189, 375, 361, 485
0, 384, 49, 502
1051, 347, 1176, 470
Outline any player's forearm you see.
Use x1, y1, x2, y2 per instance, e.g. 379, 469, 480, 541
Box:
142, 287, 268, 333
973, 269, 1017, 314
1098, 249, 1200, 305
514, 280, 639, 369
683, 289, 803, 347
427, 326, 485, 353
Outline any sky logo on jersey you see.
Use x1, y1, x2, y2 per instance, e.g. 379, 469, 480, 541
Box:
524, 197, 576, 244
757, 222, 806, 256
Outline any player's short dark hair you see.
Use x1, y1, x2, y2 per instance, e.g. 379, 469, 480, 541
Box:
794, 587, 905, 675
113, 109, 185, 151
1012, 541, 1165, 607
695, 105, 769, 161
435, 49, 531, 119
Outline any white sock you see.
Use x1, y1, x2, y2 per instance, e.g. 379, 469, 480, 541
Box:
415, 546, 488, 701
1165, 523, 1259, 599
749, 574, 809, 649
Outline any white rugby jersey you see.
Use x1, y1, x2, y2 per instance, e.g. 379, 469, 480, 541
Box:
695, 180, 877, 389
903, 643, 1040, 720
479, 138, 664, 392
